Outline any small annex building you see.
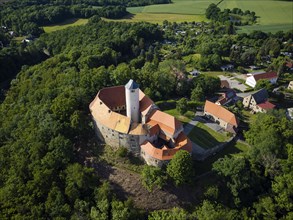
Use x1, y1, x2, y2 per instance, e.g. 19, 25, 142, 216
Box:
288, 81, 293, 90
89, 79, 192, 167
242, 88, 275, 113
245, 71, 278, 88
204, 100, 239, 133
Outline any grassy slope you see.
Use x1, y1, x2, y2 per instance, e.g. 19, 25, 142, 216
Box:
188, 122, 228, 149
43, 18, 88, 33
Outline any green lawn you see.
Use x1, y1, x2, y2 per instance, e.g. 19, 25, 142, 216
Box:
188, 122, 228, 149
202, 71, 230, 77
43, 18, 88, 33
164, 108, 193, 124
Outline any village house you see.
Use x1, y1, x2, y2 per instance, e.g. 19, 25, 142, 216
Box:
242, 88, 275, 113
245, 71, 278, 88
215, 89, 237, 106
89, 79, 192, 167
220, 64, 234, 71
288, 81, 293, 90
286, 108, 293, 120
204, 100, 239, 133
189, 69, 200, 77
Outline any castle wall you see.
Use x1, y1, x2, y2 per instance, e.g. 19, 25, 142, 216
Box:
140, 149, 168, 167
93, 117, 147, 155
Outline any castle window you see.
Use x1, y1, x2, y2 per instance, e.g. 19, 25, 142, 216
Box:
112, 134, 114, 136
131, 90, 135, 93
100, 101, 102, 105
108, 110, 111, 113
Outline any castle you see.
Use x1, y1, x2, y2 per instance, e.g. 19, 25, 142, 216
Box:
89, 79, 192, 167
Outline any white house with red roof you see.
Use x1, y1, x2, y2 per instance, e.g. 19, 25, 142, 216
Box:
245, 71, 278, 88
89, 79, 192, 167
204, 100, 239, 133
242, 89, 275, 113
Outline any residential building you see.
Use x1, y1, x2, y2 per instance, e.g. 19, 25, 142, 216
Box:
89, 79, 192, 167
245, 71, 278, 88
204, 100, 239, 133
242, 89, 275, 113
220, 64, 234, 71
215, 89, 237, 106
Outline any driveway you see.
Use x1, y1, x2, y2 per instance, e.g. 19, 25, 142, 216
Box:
219, 75, 248, 92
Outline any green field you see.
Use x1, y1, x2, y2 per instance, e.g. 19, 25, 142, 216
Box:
188, 122, 228, 149
105, 0, 293, 32
43, 18, 88, 33
103, 13, 207, 24
219, 0, 293, 33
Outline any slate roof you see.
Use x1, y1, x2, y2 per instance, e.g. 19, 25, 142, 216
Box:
125, 79, 139, 89
252, 89, 268, 104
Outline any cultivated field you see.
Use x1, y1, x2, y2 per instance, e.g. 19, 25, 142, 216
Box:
105, 0, 293, 33
219, 0, 293, 33
43, 18, 88, 33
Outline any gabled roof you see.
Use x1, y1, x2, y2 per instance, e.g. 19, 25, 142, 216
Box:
204, 100, 238, 127
252, 71, 278, 81
139, 90, 154, 116
147, 110, 182, 135
257, 101, 275, 110
251, 88, 268, 104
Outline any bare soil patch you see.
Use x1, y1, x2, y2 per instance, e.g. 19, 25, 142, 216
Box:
77, 139, 218, 211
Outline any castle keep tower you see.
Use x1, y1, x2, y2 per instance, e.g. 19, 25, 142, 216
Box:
125, 79, 140, 123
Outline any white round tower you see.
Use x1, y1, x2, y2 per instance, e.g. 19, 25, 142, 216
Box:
125, 79, 140, 123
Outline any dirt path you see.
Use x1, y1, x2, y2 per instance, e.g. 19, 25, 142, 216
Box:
92, 162, 209, 211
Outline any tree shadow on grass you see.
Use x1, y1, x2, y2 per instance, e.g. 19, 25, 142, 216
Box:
188, 126, 221, 149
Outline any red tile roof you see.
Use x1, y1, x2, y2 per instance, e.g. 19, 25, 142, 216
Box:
97, 86, 125, 109
139, 90, 154, 116
204, 100, 238, 127
257, 101, 275, 110
147, 110, 182, 135
253, 71, 278, 81
140, 132, 192, 161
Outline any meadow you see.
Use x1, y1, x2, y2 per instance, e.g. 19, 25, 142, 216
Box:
41, 0, 292, 33
105, 0, 293, 33
43, 18, 88, 33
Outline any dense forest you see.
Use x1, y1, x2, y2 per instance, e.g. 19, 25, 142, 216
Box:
0, 0, 293, 218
